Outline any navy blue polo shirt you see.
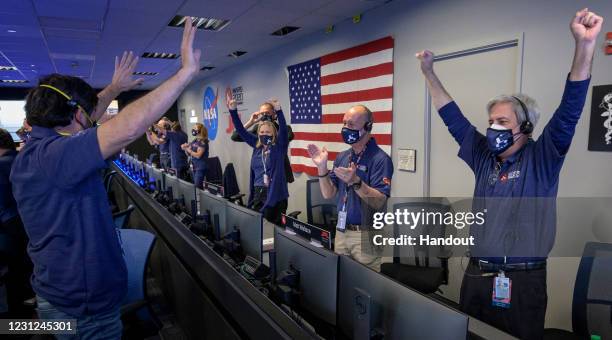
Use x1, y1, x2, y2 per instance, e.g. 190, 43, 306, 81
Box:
190, 138, 209, 170
0, 150, 18, 223
437, 76, 590, 261
158, 136, 169, 153
252, 147, 272, 187
10, 126, 127, 317
330, 138, 393, 225
166, 131, 188, 170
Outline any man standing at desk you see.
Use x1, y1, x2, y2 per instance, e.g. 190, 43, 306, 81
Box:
11, 18, 202, 337
416, 8, 603, 339
307, 105, 393, 271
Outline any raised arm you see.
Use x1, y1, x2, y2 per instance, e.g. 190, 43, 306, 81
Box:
227, 99, 258, 148
92, 52, 144, 123
270, 99, 288, 146
416, 50, 474, 145
96, 18, 201, 159
543, 8, 603, 155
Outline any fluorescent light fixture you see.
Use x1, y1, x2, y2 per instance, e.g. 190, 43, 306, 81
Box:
141, 52, 179, 59
1, 80, 28, 83
189, 116, 198, 123
168, 15, 230, 31
133, 71, 158, 76
7, 30, 16, 33
227, 51, 247, 58
271, 26, 300, 36
0, 66, 18, 71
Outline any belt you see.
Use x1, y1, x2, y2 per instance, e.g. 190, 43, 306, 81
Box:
338, 224, 362, 232
470, 258, 546, 272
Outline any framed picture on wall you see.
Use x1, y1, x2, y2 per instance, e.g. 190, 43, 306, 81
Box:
587, 84, 612, 152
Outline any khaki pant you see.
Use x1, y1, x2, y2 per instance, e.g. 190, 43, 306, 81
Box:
334, 230, 381, 272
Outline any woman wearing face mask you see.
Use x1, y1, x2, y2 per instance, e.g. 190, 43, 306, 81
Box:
181, 123, 209, 189
226, 98, 289, 225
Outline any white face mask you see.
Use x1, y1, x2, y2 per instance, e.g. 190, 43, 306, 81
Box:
489, 123, 508, 130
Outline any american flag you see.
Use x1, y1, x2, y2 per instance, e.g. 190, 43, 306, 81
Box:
288, 36, 393, 176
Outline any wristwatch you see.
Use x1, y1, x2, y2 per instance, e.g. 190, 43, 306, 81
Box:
352, 178, 362, 190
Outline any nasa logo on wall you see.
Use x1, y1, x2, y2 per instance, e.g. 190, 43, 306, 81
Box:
202, 86, 219, 140
588, 84, 612, 152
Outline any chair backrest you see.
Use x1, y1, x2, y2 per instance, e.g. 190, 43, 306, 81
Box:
222, 163, 240, 199
113, 205, 135, 229
205, 157, 223, 185
119, 228, 156, 318
390, 198, 451, 268
572, 242, 612, 337
306, 179, 337, 231
104, 170, 118, 193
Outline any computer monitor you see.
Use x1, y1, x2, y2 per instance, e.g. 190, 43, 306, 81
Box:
199, 190, 228, 240
274, 226, 338, 326
226, 202, 263, 261
177, 178, 197, 215
337, 256, 468, 339
150, 167, 164, 190
164, 172, 179, 193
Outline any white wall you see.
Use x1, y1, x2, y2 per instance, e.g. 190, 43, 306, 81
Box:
178, 0, 612, 330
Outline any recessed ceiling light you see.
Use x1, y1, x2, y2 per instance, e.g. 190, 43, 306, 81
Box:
1, 79, 28, 83
31, 64, 35, 67
227, 51, 247, 58
7, 30, 16, 33
271, 26, 301, 36
168, 15, 231, 31
0, 66, 18, 71
133, 71, 158, 76
141, 52, 179, 59
200, 66, 215, 71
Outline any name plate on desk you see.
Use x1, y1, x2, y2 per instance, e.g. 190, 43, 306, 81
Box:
203, 182, 225, 197
281, 215, 332, 250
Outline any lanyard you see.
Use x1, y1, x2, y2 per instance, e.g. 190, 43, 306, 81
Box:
261, 146, 269, 176
341, 140, 369, 211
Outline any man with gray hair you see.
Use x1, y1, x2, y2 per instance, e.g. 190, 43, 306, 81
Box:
416, 8, 603, 339
307, 104, 393, 271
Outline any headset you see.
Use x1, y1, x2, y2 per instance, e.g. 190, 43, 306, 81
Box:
39, 84, 95, 127
511, 95, 533, 135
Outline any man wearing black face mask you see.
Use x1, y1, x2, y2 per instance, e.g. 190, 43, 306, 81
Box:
307, 105, 393, 271
416, 8, 603, 339
230, 101, 295, 183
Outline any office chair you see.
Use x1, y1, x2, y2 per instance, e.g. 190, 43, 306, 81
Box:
113, 205, 135, 229
204, 157, 223, 185
306, 179, 337, 232
104, 170, 118, 193
544, 242, 612, 339
380, 198, 452, 295
118, 228, 160, 334
222, 163, 246, 205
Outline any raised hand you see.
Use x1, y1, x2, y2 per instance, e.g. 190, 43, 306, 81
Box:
307, 144, 329, 172
112, 51, 144, 92
268, 98, 282, 111
571, 8, 604, 43
249, 111, 261, 122
227, 99, 237, 111
415, 50, 434, 74
180, 17, 202, 78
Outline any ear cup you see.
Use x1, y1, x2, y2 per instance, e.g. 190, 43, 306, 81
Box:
520, 120, 534, 135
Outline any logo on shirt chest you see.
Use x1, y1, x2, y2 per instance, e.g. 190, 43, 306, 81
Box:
500, 170, 521, 183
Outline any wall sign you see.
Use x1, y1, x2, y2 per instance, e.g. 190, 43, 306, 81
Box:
202, 86, 219, 140
588, 84, 612, 152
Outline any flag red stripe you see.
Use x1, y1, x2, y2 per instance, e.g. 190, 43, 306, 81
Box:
320, 62, 393, 86
291, 164, 319, 176
290, 148, 339, 161
293, 132, 391, 145
320, 36, 394, 66
321, 86, 392, 105
321, 110, 393, 124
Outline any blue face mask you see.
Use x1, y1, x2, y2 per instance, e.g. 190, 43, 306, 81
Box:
341, 127, 363, 145
486, 124, 514, 155
191, 129, 198, 136
259, 135, 273, 146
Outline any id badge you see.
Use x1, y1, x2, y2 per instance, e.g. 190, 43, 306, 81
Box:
336, 210, 347, 232
263, 174, 270, 187
492, 273, 511, 308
